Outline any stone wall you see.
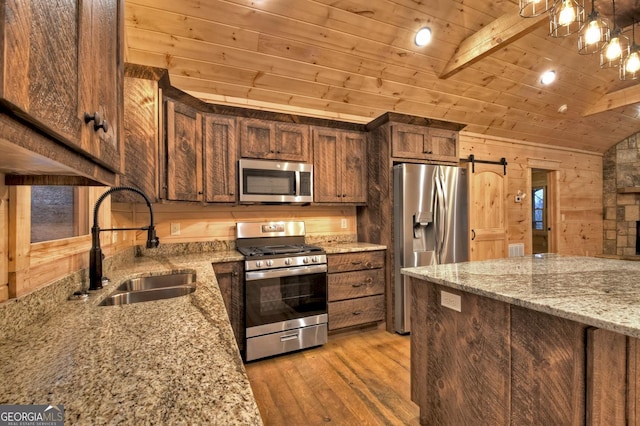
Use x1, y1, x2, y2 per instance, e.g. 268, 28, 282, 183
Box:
603, 134, 640, 256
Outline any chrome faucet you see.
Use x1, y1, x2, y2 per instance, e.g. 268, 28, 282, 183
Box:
89, 186, 159, 291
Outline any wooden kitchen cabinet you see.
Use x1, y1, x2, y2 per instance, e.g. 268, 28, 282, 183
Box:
164, 99, 203, 201
391, 123, 458, 163
0, 0, 123, 173
327, 251, 385, 330
204, 114, 237, 203
213, 261, 245, 351
313, 128, 367, 204
239, 118, 310, 162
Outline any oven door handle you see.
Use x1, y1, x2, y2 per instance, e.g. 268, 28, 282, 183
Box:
245, 264, 328, 281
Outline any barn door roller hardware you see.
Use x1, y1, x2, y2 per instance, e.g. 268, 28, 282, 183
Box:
465, 154, 507, 175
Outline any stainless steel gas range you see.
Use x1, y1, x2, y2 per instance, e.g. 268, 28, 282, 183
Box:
236, 221, 328, 361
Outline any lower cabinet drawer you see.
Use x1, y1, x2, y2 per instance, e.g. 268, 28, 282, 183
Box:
328, 269, 384, 302
328, 295, 384, 330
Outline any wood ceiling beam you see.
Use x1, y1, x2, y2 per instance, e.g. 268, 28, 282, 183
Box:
439, 12, 547, 79
583, 85, 640, 116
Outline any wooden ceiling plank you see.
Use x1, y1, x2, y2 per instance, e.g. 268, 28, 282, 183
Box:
439, 12, 548, 79
583, 85, 640, 116
129, 49, 637, 147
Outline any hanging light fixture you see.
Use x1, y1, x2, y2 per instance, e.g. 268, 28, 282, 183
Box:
577, 0, 610, 54
519, 0, 553, 17
621, 20, 640, 80
550, 0, 586, 37
600, 0, 630, 68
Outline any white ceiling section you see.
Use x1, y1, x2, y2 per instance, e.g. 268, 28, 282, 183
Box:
124, 0, 640, 153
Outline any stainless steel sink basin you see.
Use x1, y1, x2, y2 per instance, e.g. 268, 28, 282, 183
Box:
116, 272, 195, 291
100, 285, 196, 306
99, 272, 197, 306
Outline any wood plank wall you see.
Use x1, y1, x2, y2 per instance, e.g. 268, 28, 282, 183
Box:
460, 133, 603, 256
111, 203, 357, 246
0, 132, 603, 303
0, 174, 8, 302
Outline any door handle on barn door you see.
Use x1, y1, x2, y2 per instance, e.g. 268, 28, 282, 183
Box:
471, 229, 476, 240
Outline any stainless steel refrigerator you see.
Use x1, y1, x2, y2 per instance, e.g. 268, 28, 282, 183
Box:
393, 163, 469, 334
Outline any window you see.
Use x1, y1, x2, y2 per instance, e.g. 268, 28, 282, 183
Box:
532, 186, 545, 231
30, 186, 89, 243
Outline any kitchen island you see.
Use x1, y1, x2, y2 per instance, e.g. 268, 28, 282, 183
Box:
0, 248, 262, 425
402, 254, 640, 426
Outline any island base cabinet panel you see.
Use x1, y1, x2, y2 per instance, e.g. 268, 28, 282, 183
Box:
510, 306, 586, 426
410, 279, 510, 426
586, 328, 627, 426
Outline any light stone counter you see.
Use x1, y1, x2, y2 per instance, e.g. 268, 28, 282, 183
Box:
319, 242, 386, 254
402, 254, 640, 339
0, 249, 262, 425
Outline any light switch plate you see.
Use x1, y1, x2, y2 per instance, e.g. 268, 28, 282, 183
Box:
170, 223, 181, 236
441, 290, 461, 312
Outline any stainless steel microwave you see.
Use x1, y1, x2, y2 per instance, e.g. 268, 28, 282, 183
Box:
238, 159, 313, 203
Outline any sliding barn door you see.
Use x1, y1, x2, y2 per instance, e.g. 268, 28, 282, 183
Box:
468, 163, 508, 261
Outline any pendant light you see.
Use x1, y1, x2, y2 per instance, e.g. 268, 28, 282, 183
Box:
550, 0, 585, 38
577, 0, 610, 54
621, 20, 640, 80
600, 0, 630, 68
519, 0, 553, 17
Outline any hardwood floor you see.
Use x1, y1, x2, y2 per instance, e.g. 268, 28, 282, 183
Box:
244, 328, 420, 426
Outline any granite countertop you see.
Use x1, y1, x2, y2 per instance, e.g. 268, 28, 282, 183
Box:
319, 242, 386, 254
402, 254, 640, 339
0, 250, 261, 425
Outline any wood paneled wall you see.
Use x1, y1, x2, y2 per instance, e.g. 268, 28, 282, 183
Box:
0, 174, 8, 302
111, 203, 357, 246
460, 132, 603, 256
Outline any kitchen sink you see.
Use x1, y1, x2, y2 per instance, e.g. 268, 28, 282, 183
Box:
100, 285, 196, 306
115, 272, 195, 291
99, 272, 196, 306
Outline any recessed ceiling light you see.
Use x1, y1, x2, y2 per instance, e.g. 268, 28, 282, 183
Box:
540, 70, 556, 85
415, 27, 432, 46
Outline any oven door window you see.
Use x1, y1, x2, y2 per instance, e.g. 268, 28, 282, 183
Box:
246, 272, 327, 328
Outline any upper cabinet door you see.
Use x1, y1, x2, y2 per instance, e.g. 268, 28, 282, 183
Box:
313, 127, 367, 204
391, 123, 458, 163
0, 0, 123, 172
204, 114, 237, 203
165, 100, 203, 202
240, 118, 310, 162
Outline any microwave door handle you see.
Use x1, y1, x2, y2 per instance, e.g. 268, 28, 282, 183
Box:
295, 170, 300, 197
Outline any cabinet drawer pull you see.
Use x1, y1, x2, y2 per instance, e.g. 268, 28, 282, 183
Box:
351, 261, 362, 265
352, 283, 364, 288
280, 333, 299, 342
84, 112, 109, 133
352, 311, 363, 316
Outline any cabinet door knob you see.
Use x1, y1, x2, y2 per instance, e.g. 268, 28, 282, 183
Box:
84, 112, 108, 133
95, 119, 109, 133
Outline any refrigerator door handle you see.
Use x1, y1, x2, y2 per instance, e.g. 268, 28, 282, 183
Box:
435, 169, 447, 263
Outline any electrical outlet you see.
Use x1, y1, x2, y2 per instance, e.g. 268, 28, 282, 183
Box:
341, 218, 348, 229
441, 291, 461, 312
170, 223, 181, 236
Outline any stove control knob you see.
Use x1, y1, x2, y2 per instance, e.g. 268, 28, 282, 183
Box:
266, 260, 273, 267
303, 257, 310, 264
255, 261, 263, 268
284, 258, 292, 265
311, 256, 318, 263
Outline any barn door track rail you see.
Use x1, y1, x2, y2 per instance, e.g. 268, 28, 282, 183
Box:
464, 154, 507, 175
